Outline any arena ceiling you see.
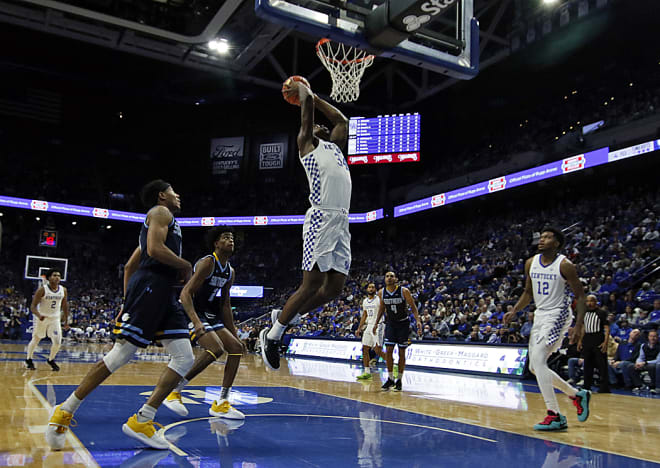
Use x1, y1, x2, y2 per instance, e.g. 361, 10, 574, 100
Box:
0, 0, 521, 109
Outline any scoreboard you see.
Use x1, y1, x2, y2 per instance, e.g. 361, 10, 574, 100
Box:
39, 229, 58, 248
347, 113, 420, 165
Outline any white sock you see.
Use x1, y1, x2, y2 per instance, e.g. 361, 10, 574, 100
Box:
61, 393, 82, 414
137, 404, 157, 423
267, 320, 287, 341
27, 337, 39, 360
363, 368, 371, 374
175, 378, 188, 393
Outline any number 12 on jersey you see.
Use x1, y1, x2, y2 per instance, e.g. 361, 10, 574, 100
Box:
536, 281, 549, 296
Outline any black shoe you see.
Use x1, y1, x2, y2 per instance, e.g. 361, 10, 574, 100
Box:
47, 360, 60, 372
25, 359, 35, 370
381, 378, 395, 391
259, 328, 281, 370
394, 379, 402, 392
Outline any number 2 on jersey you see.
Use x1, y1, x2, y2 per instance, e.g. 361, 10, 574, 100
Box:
536, 281, 549, 296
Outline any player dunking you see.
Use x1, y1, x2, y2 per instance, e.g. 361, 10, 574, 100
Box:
260, 79, 352, 370
373, 272, 422, 391
45, 180, 196, 450
504, 227, 591, 431
355, 282, 386, 380
163, 225, 245, 420
25, 269, 69, 371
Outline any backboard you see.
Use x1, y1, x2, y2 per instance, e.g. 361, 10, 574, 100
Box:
24, 255, 69, 281
255, 0, 479, 79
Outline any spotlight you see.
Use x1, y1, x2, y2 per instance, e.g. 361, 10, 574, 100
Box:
208, 39, 230, 54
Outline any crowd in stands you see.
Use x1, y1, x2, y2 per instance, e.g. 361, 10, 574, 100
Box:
411, 56, 660, 192
2, 178, 659, 348
234, 183, 660, 362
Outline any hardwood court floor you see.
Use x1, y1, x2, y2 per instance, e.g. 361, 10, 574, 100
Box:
2, 340, 660, 467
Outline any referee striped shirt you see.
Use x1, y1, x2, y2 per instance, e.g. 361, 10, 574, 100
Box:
584, 308, 607, 334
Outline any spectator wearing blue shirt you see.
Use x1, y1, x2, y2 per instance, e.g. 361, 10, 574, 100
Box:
629, 330, 660, 393
609, 328, 641, 388
599, 276, 618, 294
636, 282, 657, 306
648, 299, 660, 324
614, 319, 632, 343
607, 313, 621, 339
520, 311, 533, 340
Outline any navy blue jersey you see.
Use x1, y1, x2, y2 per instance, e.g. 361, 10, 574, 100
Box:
138, 212, 182, 279
382, 286, 408, 322
193, 253, 233, 315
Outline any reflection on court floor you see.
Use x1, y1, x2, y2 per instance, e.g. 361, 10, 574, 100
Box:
34, 383, 658, 468
286, 358, 528, 410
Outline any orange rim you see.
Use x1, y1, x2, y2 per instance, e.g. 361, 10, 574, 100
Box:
316, 38, 375, 65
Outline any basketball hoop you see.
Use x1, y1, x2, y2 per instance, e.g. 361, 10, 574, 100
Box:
316, 38, 375, 103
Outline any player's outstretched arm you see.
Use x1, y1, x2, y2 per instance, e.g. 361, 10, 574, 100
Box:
146, 205, 192, 276
296, 82, 316, 156
314, 95, 348, 149
30, 287, 45, 321
561, 259, 586, 336
180, 257, 214, 336
505, 258, 533, 324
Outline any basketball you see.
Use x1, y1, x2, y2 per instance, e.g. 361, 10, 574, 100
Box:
282, 75, 311, 106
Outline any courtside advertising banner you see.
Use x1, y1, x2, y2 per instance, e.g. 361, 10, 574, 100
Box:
286, 338, 528, 377
210, 136, 245, 173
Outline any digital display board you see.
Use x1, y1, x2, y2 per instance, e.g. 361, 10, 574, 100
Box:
39, 229, 57, 248
286, 338, 529, 377
215, 285, 264, 298
347, 113, 420, 165
0, 197, 384, 227
394, 139, 660, 217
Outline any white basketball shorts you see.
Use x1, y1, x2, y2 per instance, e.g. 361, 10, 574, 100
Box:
301, 207, 351, 276
531, 306, 573, 353
33, 316, 62, 340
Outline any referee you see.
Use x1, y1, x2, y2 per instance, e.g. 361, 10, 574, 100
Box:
578, 294, 611, 393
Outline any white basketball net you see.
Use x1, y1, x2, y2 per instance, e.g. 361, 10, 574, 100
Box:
316, 38, 375, 103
